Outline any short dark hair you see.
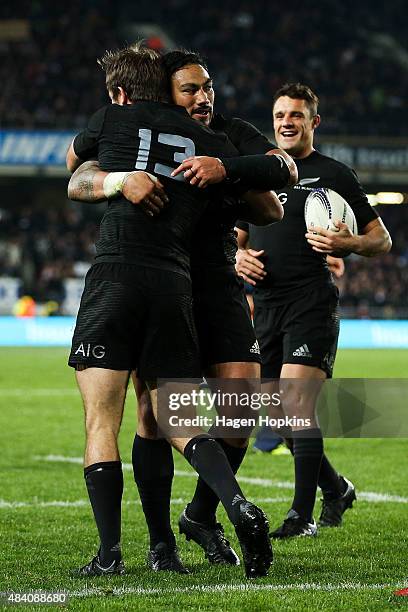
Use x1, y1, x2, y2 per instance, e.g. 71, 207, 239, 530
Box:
273, 83, 319, 117
163, 49, 208, 78
98, 43, 169, 103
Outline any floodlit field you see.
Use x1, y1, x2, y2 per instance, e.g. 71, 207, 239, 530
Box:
1, 348, 407, 611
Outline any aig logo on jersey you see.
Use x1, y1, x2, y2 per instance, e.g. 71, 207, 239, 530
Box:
74, 343, 106, 359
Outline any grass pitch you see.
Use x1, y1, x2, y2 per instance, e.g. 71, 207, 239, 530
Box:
0, 348, 407, 611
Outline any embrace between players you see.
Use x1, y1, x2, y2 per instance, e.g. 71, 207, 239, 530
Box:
66, 44, 391, 578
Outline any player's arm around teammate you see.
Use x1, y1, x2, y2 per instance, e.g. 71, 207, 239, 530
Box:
67, 159, 169, 216
171, 147, 298, 189
68, 157, 284, 225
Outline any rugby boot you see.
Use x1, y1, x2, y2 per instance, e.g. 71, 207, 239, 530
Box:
147, 542, 190, 574
74, 554, 125, 577
318, 476, 356, 527
234, 501, 273, 578
179, 507, 240, 565
271, 509, 317, 539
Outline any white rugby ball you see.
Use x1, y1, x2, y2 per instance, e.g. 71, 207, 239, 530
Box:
304, 188, 357, 234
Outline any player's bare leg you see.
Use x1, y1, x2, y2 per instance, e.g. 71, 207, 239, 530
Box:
77, 367, 129, 466
74, 367, 129, 575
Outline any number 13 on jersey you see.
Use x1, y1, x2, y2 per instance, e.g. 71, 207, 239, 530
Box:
135, 128, 195, 181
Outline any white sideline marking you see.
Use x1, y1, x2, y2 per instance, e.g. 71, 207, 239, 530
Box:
33, 455, 408, 504
0, 497, 291, 510
70, 582, 395, 598
0, 499, 88, 509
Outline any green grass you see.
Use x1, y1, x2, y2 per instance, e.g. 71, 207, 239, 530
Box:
0, 348, 407, 611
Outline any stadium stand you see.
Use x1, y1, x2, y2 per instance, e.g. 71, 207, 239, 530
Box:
1, 0, 407, 133
0, 0, 407, 316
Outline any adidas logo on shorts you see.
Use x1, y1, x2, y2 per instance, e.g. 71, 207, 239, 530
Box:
293, 344, 312, 358
250, 340, 260, 354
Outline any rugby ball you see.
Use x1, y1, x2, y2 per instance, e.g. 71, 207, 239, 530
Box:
304, 188, 357, 234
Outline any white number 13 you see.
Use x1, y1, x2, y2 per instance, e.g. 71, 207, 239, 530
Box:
135, 129, 195, 181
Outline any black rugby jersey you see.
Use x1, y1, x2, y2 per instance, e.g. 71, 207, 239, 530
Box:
236, 150, 379, 305
73, 102, 241, 277
191, 115, 273, 277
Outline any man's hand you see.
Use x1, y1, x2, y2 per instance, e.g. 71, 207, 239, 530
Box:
327, 255, 345, 278
67, 163, 169, 217
171, 156, 226, 188
235, 248, 267, 286
122, 172, 169, 216
305, 220, 356, 256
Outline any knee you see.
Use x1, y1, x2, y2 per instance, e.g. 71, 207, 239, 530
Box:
281, 383, 315, 415
85, 410, 121, 439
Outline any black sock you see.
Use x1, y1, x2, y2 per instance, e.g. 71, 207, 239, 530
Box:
187, 440, 248, 524
183, 435, 246, 526
291, 429, 323, 523
284, 436, 294, 455
84, 461, 123, 566
132, 434, 175, 548
319, 455, 346, 499
286, 436, 345, 499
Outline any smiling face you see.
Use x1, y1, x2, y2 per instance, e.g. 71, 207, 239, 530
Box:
273, 96, 320, 159
170, 64, 214, 125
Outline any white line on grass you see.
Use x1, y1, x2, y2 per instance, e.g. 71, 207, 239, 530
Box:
0, 497, 292, 509
33, 455, 408, 504
70, 582, 397, 598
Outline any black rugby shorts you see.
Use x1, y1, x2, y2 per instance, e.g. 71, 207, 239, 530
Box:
68, 263, 201, 379
193, 270, 261, 368
254, 284, 340, 378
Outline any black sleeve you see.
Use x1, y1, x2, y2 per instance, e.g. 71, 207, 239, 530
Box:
73, 106, 108, 161
335, 164, 379, 232
225, 118, 275, 155
235, 220, 250, 232
220, 154, 290, 190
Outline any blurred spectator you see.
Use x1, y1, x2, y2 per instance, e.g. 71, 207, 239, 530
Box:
0, 201, 97, 307
336, 206, 408, 318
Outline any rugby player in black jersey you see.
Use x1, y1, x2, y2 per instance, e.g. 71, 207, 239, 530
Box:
66, 45, 294, 578
234, 83, 392, 538
69, 51, 296, 569
68, 49, 299, 572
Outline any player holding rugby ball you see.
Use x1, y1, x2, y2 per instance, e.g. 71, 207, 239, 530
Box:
235, 83, 391, 538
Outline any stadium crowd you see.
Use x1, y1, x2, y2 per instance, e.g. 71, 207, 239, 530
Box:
0, 202, 406, 318
336, 206, 408, 318
0, 0, 406, 316
0, 202, 97, 306
0, 0, 407, 134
